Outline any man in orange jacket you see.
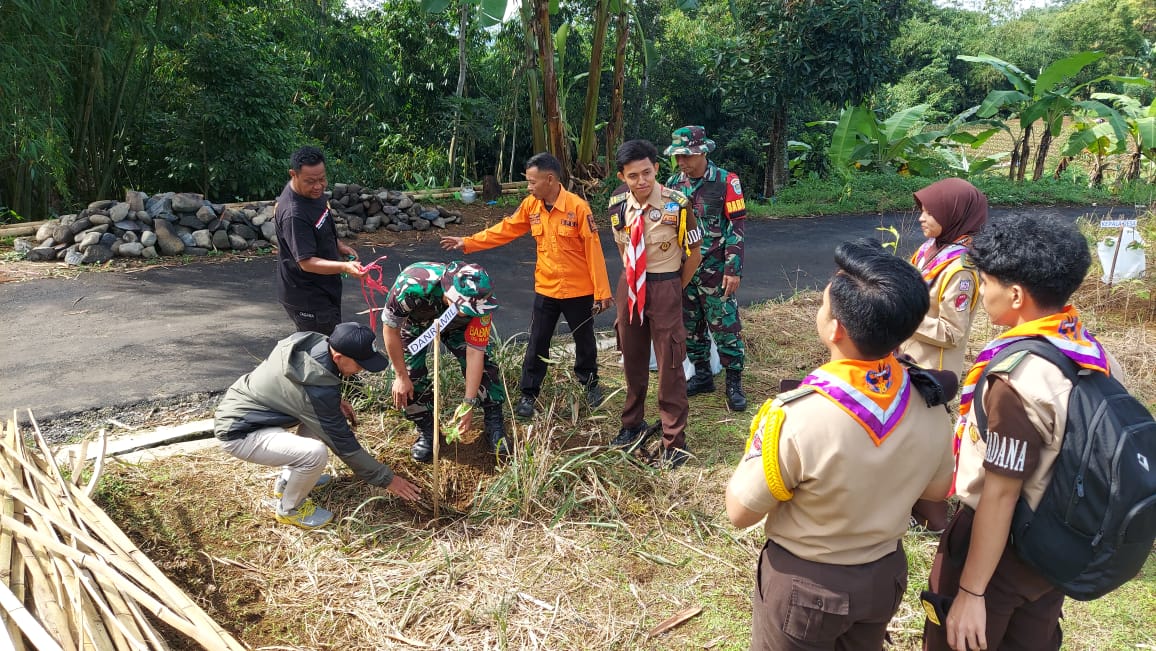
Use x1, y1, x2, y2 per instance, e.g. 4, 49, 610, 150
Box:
442, 153, 613, 417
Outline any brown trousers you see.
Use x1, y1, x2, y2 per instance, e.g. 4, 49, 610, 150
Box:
751, 539, 908, 651
616, 273, 688, 449
922, 506, 1064, 651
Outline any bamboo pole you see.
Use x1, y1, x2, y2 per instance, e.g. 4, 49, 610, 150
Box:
432, 323, 441, 519
0, 516, 211, 648
1, 414, 247, 651
0, 580, 63, 651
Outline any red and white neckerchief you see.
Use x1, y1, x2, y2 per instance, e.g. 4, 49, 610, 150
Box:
624, 205, 647, 324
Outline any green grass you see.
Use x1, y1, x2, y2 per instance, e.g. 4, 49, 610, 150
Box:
85, 291, 1154, 649
748, 171, 1156, 218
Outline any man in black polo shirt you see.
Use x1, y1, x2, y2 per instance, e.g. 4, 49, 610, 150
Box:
275, 146, 366, 335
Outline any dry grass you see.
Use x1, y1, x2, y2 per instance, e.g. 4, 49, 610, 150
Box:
87, 286, 1155, 650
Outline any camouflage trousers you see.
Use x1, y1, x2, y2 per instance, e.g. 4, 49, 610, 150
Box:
683, 265, 745, 372
401, 322, 506, 418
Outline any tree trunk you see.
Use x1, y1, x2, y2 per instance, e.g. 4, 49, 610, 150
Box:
606, 6, 629, 174
532, 0, 569, 181
1032, 126, 1052, 182
447, 1, 469, 186
1016, 122, 1032, 182
576, 0, 610, 178
1124, 148, 1141, 181
763, 111, 789, 197
520, 0, 547, 154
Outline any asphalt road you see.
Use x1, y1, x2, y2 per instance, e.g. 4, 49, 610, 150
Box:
1, 205, 1138, 419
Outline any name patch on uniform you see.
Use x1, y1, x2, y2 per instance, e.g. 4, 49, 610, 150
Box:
686, 226, 703, 245
661, 212, 677, 226
464, 315, 492, 348
984, 430, 1026, 472
562, 212, 579, 228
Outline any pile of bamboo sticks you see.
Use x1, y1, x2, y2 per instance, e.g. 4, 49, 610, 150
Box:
1, 412, 247, 651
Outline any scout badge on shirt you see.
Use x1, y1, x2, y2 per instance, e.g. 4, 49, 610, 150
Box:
661, 202, 679, 226
953, 292, 970, 311
800, 355, 912, 446
648, 208, 662, 222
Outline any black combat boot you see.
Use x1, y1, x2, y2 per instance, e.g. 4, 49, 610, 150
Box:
410, 412, 436, 463
685, 361, 715, 396
725, 369, 748, 412
483, 404, 511, 458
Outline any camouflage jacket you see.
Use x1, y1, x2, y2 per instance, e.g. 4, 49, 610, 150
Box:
667, 161, 746, 276
382, 262, 470, 331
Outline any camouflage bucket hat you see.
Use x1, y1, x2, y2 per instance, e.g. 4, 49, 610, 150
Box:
663, 125, 716, 156
441, 261, 498, 317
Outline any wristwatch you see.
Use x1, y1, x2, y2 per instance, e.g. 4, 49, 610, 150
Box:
462, 396, 481, 407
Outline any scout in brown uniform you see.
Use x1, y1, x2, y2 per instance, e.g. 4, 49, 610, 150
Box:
727, 239, 954, 651
924, 216, 1121, 651
607, 139, 702, 468
899, 178, 987, 532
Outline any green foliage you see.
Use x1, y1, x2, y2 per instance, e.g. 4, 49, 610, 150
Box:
826, 103, 940, 176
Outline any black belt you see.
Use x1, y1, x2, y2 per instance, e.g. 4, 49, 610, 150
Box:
647, 271, 680, 281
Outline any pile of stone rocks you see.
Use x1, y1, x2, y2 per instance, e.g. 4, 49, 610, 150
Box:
16, 186, 464, 265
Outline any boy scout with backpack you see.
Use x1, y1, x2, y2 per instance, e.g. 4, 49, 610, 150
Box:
923, 215, 1156, 651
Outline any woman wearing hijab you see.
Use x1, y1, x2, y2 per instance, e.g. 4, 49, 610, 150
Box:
899, 177, 988, 532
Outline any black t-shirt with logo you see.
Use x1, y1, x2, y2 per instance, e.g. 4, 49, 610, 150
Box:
274, 182, 342, 310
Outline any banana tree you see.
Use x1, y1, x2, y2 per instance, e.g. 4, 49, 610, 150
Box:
1091, 92, 1156, 182
422, 0, 514, 184
827, 103, 940, 176
959, 51, 1121, 182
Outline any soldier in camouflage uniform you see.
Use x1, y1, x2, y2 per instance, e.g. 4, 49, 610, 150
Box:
664, 126, 748, 411
379, 261, 509, 462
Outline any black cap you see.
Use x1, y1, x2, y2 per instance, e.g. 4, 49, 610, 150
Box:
328, 323, 388, 373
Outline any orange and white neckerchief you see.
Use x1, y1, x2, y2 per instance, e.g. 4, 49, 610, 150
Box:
954, 305, 1109, 451
800, 355, 912, 446
911, 238, 969, 286
624, 206, 647, 324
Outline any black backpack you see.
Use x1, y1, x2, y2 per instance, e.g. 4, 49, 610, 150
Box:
974, 338, 1156, 601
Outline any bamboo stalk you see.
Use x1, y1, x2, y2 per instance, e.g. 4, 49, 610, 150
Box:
12, 539, 75, 651
0, 580, 63, 651
432, 323, 442, 519
73, 568, 141, 651
0, 516, 211, 648
2, 415, 246, 651
81, 431, 107, 498
122, 598, 169, 651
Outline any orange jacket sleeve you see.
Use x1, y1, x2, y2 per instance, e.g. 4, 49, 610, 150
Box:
462, 197, 534, 253
579, 203, 613, 301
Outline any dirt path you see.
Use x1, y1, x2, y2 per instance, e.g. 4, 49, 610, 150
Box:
0, 203, 1140, 420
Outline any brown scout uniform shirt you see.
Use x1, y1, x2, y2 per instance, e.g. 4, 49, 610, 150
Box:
730, 385, 954, 565
612, 185, 697, 273
898, 259, 979, 376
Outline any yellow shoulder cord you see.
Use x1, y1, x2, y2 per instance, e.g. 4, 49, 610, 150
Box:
749, 399, 794, 502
